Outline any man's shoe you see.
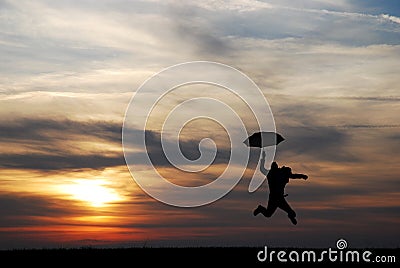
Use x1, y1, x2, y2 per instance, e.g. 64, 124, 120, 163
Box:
253, 205, 262, 216
289, 215, 297, 225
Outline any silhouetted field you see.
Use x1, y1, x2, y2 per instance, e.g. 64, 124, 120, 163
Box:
0, 247, 398, 265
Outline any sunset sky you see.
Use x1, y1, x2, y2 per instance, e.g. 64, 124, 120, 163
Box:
0, 0, 399, 249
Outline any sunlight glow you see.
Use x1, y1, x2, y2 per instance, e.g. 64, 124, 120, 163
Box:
61, 179, 122, 207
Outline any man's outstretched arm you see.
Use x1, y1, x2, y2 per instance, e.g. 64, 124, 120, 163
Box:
260, 150, 268, 176
290, 173, 308, 180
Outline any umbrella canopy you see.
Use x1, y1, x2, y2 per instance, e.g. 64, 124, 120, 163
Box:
243, 131, 285, 148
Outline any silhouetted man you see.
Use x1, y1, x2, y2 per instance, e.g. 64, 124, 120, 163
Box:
253, 151, 308, 225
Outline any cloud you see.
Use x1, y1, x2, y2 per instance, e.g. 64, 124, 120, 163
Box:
0, 153, 124, 171
0, 91, 133, 123
165, 3, 233, 57
0, 194, 87, 220
182, 1, 400, 46
143, 129, 231, 167
0, 118, 123, 170
0, 118, 233, 171
276, 126, 357, 162
380, 14, 400, 24
187, 0, 273, 12
335, 124, 400, 129
0, 118, 121, 144
331, 96, 400, 102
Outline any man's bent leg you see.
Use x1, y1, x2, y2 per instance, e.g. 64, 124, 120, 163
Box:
254, 198, 278, 218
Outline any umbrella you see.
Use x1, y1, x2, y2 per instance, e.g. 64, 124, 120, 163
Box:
243, 131, 285, 148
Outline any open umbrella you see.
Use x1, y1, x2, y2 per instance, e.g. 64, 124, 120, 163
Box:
243, 131, 285, 148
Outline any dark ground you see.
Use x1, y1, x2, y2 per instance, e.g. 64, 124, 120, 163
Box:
0, 247, 398, 266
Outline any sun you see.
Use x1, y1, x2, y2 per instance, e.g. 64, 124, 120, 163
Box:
61, 179, 122, 207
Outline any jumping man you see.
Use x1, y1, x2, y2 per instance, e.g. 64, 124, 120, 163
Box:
253, 151, 308, 225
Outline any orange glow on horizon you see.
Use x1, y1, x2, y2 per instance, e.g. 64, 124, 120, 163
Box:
58, 179, 123, 207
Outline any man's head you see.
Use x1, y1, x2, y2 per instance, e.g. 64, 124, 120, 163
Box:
271, 162, 278, 170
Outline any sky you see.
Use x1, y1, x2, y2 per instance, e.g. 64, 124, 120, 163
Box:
0, 0, 399, 249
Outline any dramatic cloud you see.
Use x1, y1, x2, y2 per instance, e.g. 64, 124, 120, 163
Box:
0, 118, 121, 143
0, 153, 124, 171
0, 118, 233, 171
0, 194, 89, 224
277, 126, 356, 162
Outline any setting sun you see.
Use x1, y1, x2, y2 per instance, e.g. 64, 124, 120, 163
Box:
60, 179, 122, 207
